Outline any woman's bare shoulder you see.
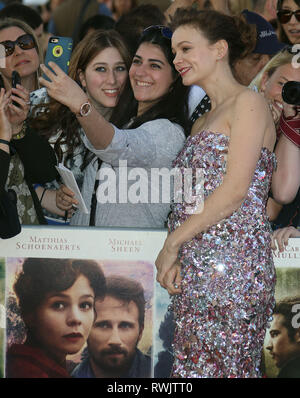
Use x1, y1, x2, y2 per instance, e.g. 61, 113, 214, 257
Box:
235, 88, 268, 108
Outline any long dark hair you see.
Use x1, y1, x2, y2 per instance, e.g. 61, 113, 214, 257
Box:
14, 258, 106, 320
110, 26, 190, 136
30, 29, 131, 166
277, 0, 300, 45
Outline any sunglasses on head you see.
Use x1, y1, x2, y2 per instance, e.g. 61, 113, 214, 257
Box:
142, 25, 173, 39
277, 9, 300, 24
0, 33, 36, 57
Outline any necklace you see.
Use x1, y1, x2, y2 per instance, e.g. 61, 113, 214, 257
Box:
12, 122, 27, 140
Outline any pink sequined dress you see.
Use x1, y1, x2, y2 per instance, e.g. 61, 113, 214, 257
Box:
168, 130, 276, 378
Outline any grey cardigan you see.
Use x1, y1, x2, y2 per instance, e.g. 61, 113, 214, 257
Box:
70, 118, 186, 228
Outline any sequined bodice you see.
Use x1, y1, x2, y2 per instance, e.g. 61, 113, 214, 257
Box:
169, 130, 276, 230
169, 130, 277, 378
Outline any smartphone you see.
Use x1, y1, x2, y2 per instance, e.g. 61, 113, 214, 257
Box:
12, 70, 21, 107
43, 36, 73, 81
0, 74, 4, 90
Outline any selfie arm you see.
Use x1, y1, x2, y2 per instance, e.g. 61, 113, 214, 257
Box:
40, 62, 114, 149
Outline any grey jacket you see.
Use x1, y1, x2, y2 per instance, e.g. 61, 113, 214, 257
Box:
71, 119, 186, 228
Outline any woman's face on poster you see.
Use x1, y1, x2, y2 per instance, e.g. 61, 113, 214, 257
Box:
28, 275, 95, 363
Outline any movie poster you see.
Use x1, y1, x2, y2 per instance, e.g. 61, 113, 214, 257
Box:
0, 258, 4, 379
0, 226, 299, 378
263, 239, 300, 378
0, 226, 168, 378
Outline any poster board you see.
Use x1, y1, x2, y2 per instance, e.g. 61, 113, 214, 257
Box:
0, 226, 299, 378
0, 226, 169, 378
262, 239, 300, 378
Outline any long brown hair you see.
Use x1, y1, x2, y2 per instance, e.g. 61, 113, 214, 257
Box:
277, 0, 300, 45
30, 29, 131, 165
110, 25, 190, 136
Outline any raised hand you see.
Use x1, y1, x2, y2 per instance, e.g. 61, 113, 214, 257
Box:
56, 184, 79, 211
0, 88, 12, 142
39, 62, 88, 114
6, 84, 31, 131
271, 226, 300, 252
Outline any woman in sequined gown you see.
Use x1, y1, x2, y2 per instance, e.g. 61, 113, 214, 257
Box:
155, 9, 277, 378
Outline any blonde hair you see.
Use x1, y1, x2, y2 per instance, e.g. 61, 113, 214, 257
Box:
0, 17, 42, 64
249, 49, 294, 91
0, 18, 42, 90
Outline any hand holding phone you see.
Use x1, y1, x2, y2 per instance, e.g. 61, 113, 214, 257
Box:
0, 74, 5, 90
43, 36, 73, 82
12, 71, 21, 107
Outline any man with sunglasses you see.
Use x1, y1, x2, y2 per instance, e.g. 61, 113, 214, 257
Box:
277, 0, 300, 45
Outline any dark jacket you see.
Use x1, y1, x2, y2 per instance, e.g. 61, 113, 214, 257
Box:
0, 126, 58, 228
277, 356, 300, 378
6, 344, 70, 378
71, 348, 152, 378
0, 149, 9, 194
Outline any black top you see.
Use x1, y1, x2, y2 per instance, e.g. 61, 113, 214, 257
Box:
10, 126, 58, 184
277, 356, 300, 378
272, 189, 300, 230
0, 148, 10, 193
0, 126, 58, 226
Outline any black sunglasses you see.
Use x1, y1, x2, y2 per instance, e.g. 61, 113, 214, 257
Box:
277, 9, 300, 24
142, 25, 173, 39
0, 33, 36, 57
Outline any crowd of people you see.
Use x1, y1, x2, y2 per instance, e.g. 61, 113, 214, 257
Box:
0, 0, 299, 378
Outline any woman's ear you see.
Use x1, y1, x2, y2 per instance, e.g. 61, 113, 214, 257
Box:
260, 71, 270, 93
78, 69, 86, 89
215, 39, 228, 61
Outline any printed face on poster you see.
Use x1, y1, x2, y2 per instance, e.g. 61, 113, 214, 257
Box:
0, 226, 170, 378
262, 241, 300, 379
0, 226, 299, 378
